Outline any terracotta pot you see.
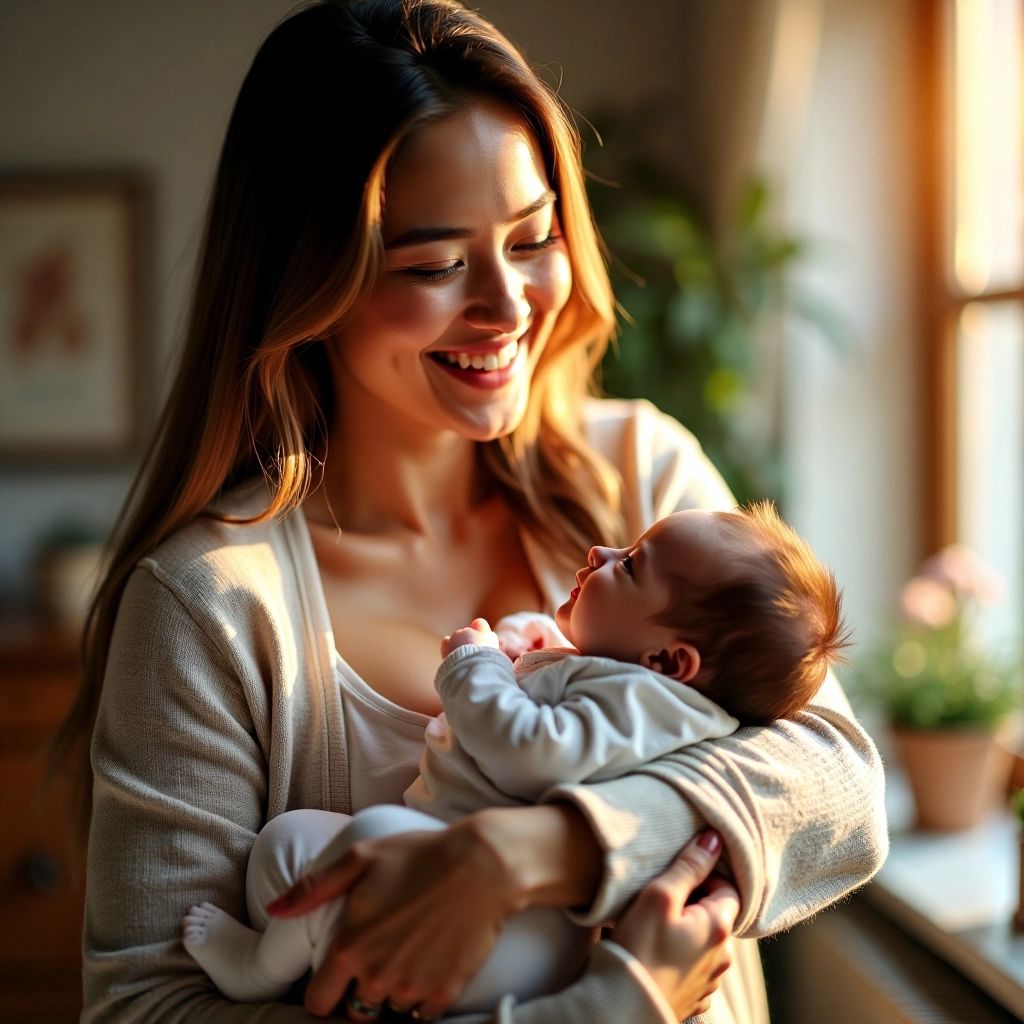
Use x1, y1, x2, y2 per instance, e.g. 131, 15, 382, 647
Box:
893, 725, 1014, 831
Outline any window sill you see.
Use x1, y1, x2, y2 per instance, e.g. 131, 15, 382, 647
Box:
862, 768, 1024, 1018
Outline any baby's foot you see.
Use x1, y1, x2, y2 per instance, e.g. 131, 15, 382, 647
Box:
182, 902, 291, 1002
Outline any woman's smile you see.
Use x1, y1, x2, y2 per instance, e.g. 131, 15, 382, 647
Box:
427, 333, 528, 390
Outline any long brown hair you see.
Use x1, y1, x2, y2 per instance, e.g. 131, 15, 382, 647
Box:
51, 0, 623, 830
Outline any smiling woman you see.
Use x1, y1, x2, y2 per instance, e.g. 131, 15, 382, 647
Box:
48, 2, 887, 1022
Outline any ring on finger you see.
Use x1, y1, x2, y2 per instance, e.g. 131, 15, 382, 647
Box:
385, 999, 415, 1015
345, 993, 383, 1020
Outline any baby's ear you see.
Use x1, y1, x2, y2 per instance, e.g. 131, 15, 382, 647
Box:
641, 642, 701, 684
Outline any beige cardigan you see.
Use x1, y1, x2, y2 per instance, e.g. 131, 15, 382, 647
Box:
84, 398, 888, 1023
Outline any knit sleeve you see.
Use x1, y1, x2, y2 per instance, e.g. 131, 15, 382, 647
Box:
84, 565, 316, 1023
546, 672, 888, 935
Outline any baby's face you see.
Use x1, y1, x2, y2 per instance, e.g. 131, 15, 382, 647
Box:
555, 510, 739, 663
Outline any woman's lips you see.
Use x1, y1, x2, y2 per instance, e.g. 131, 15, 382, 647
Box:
428, 334, 528, 390
434, 337, 519, 371
569, 585, 580, 601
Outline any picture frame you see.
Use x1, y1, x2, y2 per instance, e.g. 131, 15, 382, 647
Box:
0, 173, 146, 463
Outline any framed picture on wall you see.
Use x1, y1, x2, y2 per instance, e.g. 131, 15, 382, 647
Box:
0, 174, 145, 463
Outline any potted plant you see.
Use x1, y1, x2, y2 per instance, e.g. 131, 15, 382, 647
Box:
858, 545, 1022, 831
1013, 789, 1024, 930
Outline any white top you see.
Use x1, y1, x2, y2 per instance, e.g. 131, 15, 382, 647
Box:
407, 644, 738, 821
335, 655, 429, 811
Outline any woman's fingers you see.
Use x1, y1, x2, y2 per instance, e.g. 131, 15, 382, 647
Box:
302, 956, 353, 1018
340, 987, 385, 1022
697, 874, 741, 933
613, 829, 737, 1021
299, 820, 517, 1017
266, 847, 367, 917
637, 828, 723, 915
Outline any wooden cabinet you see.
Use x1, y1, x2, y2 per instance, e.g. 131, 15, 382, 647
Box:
0, 624, 85, 1023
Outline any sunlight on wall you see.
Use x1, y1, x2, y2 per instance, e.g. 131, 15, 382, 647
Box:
949, 0, 1024, 663
956, 302, 1024, 658
953, 0, 1024, 294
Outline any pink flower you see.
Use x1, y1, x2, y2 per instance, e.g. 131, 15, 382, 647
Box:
918, 544, 1004, 605
899, 575, 957, 628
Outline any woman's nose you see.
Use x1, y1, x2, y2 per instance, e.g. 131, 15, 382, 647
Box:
464, 259, 529, 334
588, 545, 617, 569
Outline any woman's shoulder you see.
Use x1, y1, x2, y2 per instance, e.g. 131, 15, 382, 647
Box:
580, 397, 736, 519
138, 477, 309, 613
580, 396, 705, 461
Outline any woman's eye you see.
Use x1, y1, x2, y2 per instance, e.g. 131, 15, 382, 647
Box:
515, 233, 560, 253
402, 262, 461, 281
620, 553, 634, 576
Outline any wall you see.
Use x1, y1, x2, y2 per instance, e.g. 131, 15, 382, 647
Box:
776, 0, 922, 644
0, 0, 295, 599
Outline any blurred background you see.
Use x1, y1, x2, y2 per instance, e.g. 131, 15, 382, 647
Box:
0, 0, 1021, 1021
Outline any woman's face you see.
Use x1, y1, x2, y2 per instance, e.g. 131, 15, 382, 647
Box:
329, 99, 573, 443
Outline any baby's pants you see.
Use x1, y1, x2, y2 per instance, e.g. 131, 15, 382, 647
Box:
245, 805, 594, 1013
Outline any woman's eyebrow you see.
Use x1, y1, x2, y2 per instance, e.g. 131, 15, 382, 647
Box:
384, 190, 556, 250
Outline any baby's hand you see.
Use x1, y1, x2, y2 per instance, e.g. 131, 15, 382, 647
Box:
495, 629, 543, 661
440, 617, 500, 658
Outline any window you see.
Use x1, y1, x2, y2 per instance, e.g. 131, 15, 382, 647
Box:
927, 0, 1023, 659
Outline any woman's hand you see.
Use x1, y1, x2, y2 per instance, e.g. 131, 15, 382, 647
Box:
613, 830, 739, 1021
266, 814, 522, 1020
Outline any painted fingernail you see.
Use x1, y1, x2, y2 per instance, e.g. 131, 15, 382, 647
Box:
266, 892, 293, 914
697, 830, 721, 853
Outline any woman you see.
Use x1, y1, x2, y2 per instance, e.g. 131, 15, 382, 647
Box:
54, 1, 887, 1021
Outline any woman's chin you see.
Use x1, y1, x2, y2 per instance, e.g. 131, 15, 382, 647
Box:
448, 396, 530, 442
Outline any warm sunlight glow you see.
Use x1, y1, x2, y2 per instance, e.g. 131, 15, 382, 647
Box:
956, 301, 1024, 656
760, 0, 824, 174
953, 0, 1024, 294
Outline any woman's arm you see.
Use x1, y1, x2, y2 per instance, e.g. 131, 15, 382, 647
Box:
543, 671, 889, 936
492, 831, 740, 1024
273, 810, 736, 1023
84, 566, 314, 1022
271, 801, 602, 1016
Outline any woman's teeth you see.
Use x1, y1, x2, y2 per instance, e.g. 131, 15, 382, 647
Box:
438, 339, 518, 372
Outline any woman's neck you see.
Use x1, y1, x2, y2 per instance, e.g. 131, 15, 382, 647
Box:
315, 407, 489, 540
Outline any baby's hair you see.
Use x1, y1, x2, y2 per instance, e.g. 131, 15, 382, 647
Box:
656, 501, 851, 724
